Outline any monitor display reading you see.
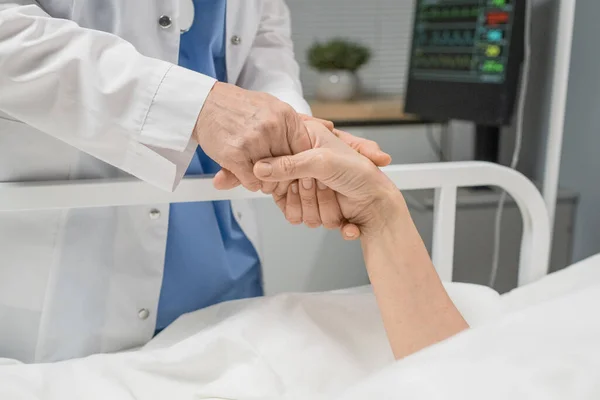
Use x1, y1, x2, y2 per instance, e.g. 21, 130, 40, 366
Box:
410, 0, 516, 84
405, 0, 525, 125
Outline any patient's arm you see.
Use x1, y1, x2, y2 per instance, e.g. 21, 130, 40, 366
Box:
254, 120, 468, 359
361, 195, 468, 358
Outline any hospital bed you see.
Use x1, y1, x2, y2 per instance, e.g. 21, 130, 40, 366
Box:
0, 17, 588, 390
1, 161, 599, 400
0, 161, 550, 286
0, 1, 591, 395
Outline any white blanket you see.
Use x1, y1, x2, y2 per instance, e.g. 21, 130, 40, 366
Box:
1, 255, 599, 399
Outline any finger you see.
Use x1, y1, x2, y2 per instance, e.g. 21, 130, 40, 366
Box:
286, 114, 314, 155
299, 114, 335, 131
213, 169, 241, 190
273, 180, 292, 199
261, 181, 278, 195
271, 181, 291, 209
334, 129, 392, 166
285, 182, 302, 225
316, 181, 343, 229
272, 184, 288, 213
229, 161, 263, 192
341, 223, 361, 241
299, 178, 321, 228
254, 149, 330, 183
271, 181, 293, 216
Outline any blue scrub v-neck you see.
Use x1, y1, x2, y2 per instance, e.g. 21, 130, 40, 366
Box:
156, 0, 262, 331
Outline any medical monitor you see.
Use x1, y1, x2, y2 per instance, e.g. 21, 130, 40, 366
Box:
404, 0, 526, 126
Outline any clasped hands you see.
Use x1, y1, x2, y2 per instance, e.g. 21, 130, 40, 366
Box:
195, 83, 393, 239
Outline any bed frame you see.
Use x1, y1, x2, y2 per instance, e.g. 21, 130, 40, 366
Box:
0, 161, 550, 286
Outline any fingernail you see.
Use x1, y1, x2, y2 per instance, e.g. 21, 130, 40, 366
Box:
302, 178, 313, 190
345, 231, 356, 238
255, 162, 273, 177
317, 181, 327, 190
291, 182, 299, 194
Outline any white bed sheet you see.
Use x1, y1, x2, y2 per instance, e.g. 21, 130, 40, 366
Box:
340, 279, 600, 400
0, 255, 598, 400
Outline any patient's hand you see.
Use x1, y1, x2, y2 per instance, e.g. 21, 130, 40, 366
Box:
253, 120, 402, 239
256, 121, 469, 359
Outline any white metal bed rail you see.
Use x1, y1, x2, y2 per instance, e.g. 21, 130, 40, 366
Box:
0, 161, 551, 286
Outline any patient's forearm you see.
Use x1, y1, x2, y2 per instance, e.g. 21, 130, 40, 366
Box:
361, 194, 468, 359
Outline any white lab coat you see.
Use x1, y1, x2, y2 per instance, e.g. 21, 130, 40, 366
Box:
0, 0, 310, 363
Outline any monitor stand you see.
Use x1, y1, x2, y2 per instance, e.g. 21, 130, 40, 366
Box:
472, 125, 501, 191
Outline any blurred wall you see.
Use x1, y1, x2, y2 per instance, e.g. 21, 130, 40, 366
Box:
502, 0, 600, 262
558, 0, 600, 262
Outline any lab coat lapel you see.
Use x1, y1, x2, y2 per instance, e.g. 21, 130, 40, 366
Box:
225, 0, 259, 85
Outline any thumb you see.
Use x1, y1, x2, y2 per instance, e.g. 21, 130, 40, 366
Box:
334, 129, 391, 167
356, 141, 392, 167
299, 114, 335, 131
254, 149, 330, 182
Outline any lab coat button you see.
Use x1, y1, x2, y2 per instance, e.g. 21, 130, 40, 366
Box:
231, 35, 242, 45
149, 209, 161, 220
138, 309, 150, 320
158, 15, 172, 28
237, 212, 242, 220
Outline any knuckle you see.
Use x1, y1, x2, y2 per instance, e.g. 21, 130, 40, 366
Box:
273, 100, 294, 116
272, 192, 286, 203
300, 194, 317, 207
238, 132, 258, 149
259, 116, 279, 134
278, 103, 299, 133
223, 146, 246, 165
278, 157, 296, 175
274, 185, 289, 197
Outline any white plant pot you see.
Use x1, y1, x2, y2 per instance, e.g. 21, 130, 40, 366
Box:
316, 70, 359, 102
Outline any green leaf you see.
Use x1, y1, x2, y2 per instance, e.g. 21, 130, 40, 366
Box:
307, 38, 371, 72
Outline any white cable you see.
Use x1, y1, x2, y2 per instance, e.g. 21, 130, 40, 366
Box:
425, 124, 445, 161
489, 0, 532, 288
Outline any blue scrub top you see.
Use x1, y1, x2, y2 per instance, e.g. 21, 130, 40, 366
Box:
156, 0, 262, 332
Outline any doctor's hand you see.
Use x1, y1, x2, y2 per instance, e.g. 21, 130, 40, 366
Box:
194, 82, 311, 193
196, 82, 391, 232
253, 120, 402, 240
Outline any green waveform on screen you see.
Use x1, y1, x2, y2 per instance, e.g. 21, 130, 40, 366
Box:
424, 30, 475, 46
413, 54, 473, 70
420, 6, 480, 21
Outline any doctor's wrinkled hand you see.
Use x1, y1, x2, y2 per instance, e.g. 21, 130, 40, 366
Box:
196, 82, 391, 231
253, 120, 402, 240
195, 82, 312, 193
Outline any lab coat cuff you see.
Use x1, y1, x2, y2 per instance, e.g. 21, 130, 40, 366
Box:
123, 137, 198, 192
139, 64, 217, 152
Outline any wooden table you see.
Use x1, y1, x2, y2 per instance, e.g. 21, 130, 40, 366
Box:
308, 96, 428, 127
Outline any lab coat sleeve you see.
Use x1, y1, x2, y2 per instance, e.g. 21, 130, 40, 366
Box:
235, 0, 312, 115
0, 2, 217, 191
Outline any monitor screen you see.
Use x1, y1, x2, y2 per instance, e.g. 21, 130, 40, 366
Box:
405, 0, 525, 125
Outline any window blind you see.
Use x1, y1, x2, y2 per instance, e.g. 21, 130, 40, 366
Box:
286, 0, 416, 97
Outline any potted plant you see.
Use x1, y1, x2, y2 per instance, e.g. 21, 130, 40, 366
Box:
307, 38, 371, 102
